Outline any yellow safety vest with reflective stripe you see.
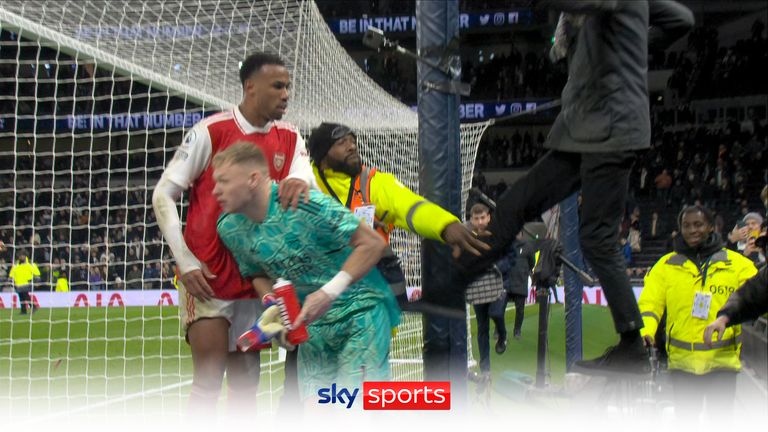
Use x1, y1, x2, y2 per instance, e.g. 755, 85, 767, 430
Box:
8, 258, 40, 287
640, 248, 757, 375
312, 164, 460, 242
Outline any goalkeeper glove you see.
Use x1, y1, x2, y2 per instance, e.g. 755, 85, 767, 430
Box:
237, 305, 295, 352
262, 292, 277, 308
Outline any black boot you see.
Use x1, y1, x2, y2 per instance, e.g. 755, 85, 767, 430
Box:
495, 337, 507, 354
573, 338, 650, 375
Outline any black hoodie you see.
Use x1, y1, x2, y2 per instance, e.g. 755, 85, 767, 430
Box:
673, 232, 723, 268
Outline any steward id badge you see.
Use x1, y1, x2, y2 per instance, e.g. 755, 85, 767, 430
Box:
354, 204, 376, 229
691, 291, 712, 319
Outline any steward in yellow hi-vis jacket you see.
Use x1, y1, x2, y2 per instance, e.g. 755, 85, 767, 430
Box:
307, 122, 486, 252
641, 238, 757, 374
9, 251, 41, 315
641, 245, 756, 372
639, 205, 757, 419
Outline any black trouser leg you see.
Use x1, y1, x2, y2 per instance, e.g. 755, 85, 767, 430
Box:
491, 315, 507, 342
456, 151, 581, 278
489, 296, 507, 341
578, 152, 643, 333
512, 294, 525, 333
473, 303, 491, 372
18, 290, 30, 314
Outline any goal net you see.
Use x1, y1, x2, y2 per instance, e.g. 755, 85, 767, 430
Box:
0, 0, 490, 419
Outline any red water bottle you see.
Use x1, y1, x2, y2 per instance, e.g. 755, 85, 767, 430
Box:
272, 278, 309, 345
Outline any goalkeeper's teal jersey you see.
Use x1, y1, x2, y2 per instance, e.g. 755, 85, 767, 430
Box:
217, 183, 400, 328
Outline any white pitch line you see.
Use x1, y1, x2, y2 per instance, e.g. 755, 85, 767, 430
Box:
0, 338, 34, 347
21, 379, 193, 424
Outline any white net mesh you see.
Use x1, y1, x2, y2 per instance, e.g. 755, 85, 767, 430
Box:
0, 0, 489, 418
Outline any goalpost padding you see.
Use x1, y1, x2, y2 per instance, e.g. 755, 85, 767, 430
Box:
0, 0, 489, 417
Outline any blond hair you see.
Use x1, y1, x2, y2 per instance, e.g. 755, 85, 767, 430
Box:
212, 141, 268, 174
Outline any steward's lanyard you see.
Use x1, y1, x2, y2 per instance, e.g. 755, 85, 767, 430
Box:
699, 256, 712, 288
317, 170, 356, 208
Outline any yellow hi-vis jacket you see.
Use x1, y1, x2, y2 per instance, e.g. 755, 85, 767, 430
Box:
55, 276, 70, 292
9, 258, 40, 287
312, 164, 460, 242
640, 248, 757, 375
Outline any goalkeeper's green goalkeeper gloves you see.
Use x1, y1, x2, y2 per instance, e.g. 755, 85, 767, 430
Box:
237, 305, 295, 352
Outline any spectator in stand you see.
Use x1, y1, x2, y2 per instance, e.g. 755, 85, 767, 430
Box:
143, 262, 161, 290
637, 166, 651, 197
654, 168, 672, 205
742, 232, 765, 267
666, 229, 679, 253
701, 177, 718, 209
88, 266, 105, 291
621, 236, 633, 275
710, 212, 725, 238
126, 264, 143, 290
727, 212, 764, 255
669, 178, 687, 207
628, 220, 642, 254
718, 178, 733, 204
648, 210, 667, 240
0, 259, 8, 291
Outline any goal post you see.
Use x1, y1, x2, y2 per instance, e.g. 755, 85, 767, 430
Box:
0, 0, 489, 418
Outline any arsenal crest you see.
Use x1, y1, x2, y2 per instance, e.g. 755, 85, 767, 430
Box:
273, 152, 286, 171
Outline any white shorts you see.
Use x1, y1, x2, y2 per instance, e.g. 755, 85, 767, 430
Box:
178, 280, 264, 352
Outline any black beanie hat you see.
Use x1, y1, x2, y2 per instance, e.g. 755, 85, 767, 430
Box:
308, 122, 354, 163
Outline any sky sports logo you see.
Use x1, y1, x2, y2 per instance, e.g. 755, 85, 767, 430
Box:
317, 381, 450, 410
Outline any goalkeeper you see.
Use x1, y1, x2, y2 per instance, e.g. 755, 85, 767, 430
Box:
213, 141, 400, 401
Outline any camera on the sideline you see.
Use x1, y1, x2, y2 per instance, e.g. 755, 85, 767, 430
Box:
363, 26, 388, 51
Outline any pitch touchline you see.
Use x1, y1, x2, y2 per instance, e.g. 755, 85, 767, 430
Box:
22, 379, 193, 424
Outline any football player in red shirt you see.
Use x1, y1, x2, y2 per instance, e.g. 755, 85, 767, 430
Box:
153, 52, 313, 415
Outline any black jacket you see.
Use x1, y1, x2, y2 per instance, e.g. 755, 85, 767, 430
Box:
544, 0, 694, 153
718, 266, 768, 325
499, 240, 536, 296
531, 238, 563, 288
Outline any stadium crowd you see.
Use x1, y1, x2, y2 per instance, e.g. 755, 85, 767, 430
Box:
475, 129, 547, 169
663, 22, 768, 100
1, 16, 766, 297
0, 159, 174, 292
364, 42, 567, 104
